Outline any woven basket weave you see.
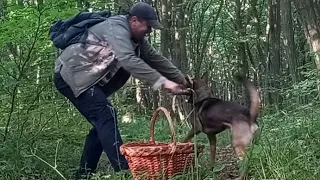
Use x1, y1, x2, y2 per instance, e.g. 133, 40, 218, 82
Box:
120, 107, 204, 180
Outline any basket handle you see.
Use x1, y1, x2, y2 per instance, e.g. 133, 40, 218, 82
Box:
149, 107, 176, 144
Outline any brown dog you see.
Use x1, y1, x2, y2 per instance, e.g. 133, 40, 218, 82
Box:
177, 73, 260, 164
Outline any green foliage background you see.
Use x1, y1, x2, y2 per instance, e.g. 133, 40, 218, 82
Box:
0, 0, 319, 179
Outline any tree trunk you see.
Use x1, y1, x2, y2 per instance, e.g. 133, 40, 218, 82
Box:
235, 0, 249, 106
152, 23, 160, 109
160, 0, 172, 59
281, 0, 304, 104
281, 0, 299, 83
249, 0, 266, 106
170, 0, 188, 122
17, 0, 23, 6
115, 0, 132, 14
267, 0, 282, 106
172, 0, 186, 71
160, 0, 173, 111
294, 0, 320, 96
0, 0, 7, 18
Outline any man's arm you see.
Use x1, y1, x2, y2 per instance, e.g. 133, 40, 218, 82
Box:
140, 38, 186, 85
105, 22, 167, 90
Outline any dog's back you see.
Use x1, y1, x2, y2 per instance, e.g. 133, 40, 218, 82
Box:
199, 98, 252, 134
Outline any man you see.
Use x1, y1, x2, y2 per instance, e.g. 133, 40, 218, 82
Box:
53, 2, 188, 179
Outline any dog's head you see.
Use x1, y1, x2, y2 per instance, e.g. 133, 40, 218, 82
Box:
184, 72, 213, 104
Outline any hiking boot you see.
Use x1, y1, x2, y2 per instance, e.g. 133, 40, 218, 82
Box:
74, 168, 95, 180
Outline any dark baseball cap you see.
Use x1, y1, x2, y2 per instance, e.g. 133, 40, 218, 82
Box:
128, 2, 164, 29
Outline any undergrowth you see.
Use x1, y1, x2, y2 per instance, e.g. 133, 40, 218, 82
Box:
0, 102, 319, 180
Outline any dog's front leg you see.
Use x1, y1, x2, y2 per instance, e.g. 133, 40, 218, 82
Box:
207, 134, 217, 164
183, 115, 202, 142
182, 127, 199, 142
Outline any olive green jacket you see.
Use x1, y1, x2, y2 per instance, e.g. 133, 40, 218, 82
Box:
54, 15, 185, 97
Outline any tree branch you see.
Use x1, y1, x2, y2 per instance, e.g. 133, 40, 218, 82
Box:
3, 5, 43, 142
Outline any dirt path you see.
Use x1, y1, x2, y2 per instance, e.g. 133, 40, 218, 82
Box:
216, 146, 241, 180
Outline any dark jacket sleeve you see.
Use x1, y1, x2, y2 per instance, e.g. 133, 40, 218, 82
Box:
104, 22, 167, 89
140, 38, 185, 84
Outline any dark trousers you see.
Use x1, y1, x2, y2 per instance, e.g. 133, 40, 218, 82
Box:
53, 73, 129, 174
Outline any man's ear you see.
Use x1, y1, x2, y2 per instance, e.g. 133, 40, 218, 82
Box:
130, 16, 139, 23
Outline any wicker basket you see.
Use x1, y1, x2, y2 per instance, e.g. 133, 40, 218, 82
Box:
120, 107, 204, 180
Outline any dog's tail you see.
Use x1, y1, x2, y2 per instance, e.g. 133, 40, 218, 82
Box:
234, 74, 260, 121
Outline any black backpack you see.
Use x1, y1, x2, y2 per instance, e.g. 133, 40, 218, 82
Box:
49, 10, 112, 50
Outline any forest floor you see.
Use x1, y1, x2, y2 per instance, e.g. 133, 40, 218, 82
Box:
1, 103, 320, 180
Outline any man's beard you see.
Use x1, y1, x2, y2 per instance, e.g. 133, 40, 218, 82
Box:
132, 32, 147, 42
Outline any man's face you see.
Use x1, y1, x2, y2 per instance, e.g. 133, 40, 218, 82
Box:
129, 16, 152, 41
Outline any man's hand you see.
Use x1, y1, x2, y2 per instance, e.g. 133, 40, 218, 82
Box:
176, 74, 192, 89
162, 79, 184, 94
181, 77, 189, 88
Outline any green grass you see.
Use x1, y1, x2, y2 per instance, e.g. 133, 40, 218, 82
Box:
1, 103, 320, 180
247, 104, 320, 180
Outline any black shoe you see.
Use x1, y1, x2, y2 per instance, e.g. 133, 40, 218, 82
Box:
74, 168, 96, 180
112, 161, 129, 172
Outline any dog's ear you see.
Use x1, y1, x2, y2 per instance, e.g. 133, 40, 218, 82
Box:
186, 75, 193, 87
223, 122, 232, 129
187, 95, 193, 103
201, 71, 209, 83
